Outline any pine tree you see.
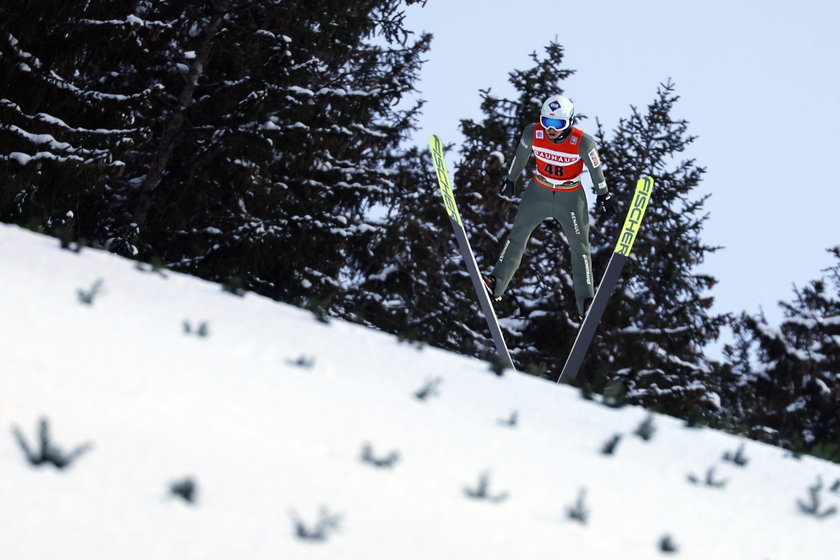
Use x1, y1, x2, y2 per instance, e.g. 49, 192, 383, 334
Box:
83, 0, 432, 311
0, 0, 147, 235
722, 247, 840, 460
582, 81, 728, 418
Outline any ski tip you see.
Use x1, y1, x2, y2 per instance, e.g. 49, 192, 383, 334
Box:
614, 175, 655, 257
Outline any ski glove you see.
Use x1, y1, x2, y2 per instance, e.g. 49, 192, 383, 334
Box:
596, 193, 618, 215
500, 177, 514, 196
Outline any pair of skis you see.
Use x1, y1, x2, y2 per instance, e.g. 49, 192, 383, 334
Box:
429, 135, 654, 382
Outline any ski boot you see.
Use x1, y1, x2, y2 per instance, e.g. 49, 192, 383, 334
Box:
481, 273, 501, 302
578, 297, 593, 320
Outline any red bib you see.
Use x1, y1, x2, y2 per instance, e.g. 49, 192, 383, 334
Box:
532, 125, 584, 188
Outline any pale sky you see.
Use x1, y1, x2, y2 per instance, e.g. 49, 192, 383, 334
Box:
404, 0, 839, 328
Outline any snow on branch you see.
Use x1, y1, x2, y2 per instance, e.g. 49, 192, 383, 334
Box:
3, 31, 41, 69
620, 325, 692, 335
4, 32, 159, 104
348, 122, 388, 139
0, 99, 144, 136
1, 121, 132, 166
77, 15, 173, 29
2, 124, 71, 151
43, 69, 155, 103
2, 151, 124, 168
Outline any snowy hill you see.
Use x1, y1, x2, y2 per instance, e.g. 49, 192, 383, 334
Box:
1, 222, 838, 560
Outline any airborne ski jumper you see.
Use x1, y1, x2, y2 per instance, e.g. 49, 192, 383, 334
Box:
430, 96, 654, 381
484, 95, 617, 318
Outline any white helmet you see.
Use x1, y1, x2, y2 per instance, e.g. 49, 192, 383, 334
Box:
540, 95, 575, 132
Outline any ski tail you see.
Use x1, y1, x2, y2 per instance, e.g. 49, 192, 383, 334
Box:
557, 175, 654, 383
429, 135, 516, 372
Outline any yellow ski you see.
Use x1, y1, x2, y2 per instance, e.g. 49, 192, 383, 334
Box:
558, 175, 655, 382
429, 135, 515, 372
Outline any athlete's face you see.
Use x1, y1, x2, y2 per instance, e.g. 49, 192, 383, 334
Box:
545, 127, 563, 140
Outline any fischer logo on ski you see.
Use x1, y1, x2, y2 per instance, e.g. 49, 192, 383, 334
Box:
429, 135, 516, 372
616, 176, 653, 256
557, 175, 655, 383
430, 135, 462, 227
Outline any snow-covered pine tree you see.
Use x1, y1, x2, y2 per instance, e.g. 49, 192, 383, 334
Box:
0, 0, 147, 235
81, 0, 431, 311
259, 1, 431, 310
722, 247, 840, 461
582, 81, 728, 419
80, 0, 274, 257
73, 0, 282, 257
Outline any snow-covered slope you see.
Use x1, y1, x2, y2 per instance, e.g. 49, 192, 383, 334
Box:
1, 223, 838, 560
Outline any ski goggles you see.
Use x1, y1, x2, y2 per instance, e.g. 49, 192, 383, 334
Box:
540, 116, 570, 131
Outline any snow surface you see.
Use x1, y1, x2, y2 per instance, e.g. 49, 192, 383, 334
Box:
1, 222, 838, 559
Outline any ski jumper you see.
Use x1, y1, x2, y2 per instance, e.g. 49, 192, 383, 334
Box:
490, 123, 607, 316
